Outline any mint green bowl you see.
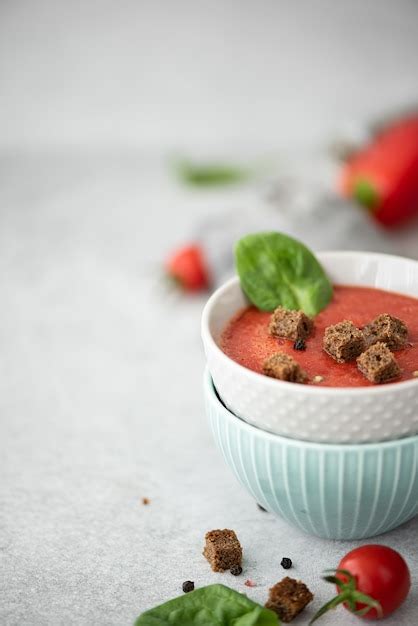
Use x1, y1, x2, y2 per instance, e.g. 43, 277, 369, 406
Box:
204, 370, 418, 540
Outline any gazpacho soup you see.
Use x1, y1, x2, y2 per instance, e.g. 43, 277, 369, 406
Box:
221, 285, 418, 388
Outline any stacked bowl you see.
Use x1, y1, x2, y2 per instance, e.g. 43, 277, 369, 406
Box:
201, 251, 418, 540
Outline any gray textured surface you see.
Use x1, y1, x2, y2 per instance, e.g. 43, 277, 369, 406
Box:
1, 0, 418, 623
1, 0, 418, 152
0, 153, 418, 626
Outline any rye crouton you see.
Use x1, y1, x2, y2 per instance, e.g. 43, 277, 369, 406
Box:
263, 353, 307, 383
363, 313, 408, 350
357, 342, 401, 383
269, 307, 313, 341
323, 320, 366, 363
203, 529, 242, 572
265, 577, 313, 622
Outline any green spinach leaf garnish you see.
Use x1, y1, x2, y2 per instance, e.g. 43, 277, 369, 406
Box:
135, 583, 279, 625
175, 160, 250, 187
235, 232, 333, 315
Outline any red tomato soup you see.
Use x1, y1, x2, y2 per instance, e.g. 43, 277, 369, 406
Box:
220, 286, 418, 387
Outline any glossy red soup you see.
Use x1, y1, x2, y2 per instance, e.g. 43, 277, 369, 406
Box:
220, 286, 418, 387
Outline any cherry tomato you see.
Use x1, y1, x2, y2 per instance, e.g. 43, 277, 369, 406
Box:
337, 545, 410, 620
165, 244, 210, 292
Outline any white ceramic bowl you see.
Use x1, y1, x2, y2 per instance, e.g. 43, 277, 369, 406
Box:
201, 251, 418, 444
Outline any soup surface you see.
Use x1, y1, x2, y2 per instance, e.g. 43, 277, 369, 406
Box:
220, 285, 418, 387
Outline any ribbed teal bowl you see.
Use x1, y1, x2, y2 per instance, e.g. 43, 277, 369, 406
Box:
204, 370, 418, 540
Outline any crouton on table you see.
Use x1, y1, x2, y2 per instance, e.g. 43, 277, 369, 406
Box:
203, 529, 242, 572
265, 577, 313, 622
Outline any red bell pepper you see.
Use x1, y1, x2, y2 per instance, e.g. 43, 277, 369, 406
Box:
339, 114, 418, 227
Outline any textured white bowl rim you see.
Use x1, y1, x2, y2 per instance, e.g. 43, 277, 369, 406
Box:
205, 368, 418, 451
201, 250, 418, 395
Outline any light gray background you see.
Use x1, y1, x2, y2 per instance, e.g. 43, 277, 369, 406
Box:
1, 2, 418, 625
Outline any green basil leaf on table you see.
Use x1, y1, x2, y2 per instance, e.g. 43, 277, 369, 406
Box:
135, 583, 280, 626
235, 232, 333, 315
175, 160, 250, 187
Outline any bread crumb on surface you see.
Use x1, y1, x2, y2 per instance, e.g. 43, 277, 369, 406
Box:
203, 529, 242, 572
265, 577, 313, 623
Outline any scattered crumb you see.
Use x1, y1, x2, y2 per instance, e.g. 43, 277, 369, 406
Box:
141, 497, 150, 505
245, 579, 257, 588
312, 375, 324, 383
413, 371, 418, 378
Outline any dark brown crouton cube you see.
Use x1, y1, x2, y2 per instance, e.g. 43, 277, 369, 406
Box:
363, 313, 408, 350
265, 577, 313, 622
323, 320, 366, 363
203, 529, 242, 572
262, 353, 307, 383
357, 342, 401, 383
269, 307, 313, 341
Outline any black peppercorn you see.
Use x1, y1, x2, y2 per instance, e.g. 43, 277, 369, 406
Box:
293, 339, 306, 351
182, 580, 195, 593
230, 565, 243, 576
281, 557, 292, 570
